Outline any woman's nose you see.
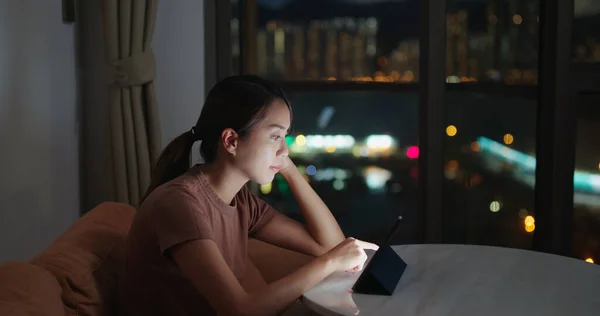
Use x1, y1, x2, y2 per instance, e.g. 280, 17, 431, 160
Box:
278, 139, 289, 157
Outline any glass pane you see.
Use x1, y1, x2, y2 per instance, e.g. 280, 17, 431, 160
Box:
443, 91, 537, 248
573, 0, 600, 63
231, 0, 418, 83
573, 94, 600, 265
442, 0, 540, 248
446, 0, 539, 85
257, 91, 420, 244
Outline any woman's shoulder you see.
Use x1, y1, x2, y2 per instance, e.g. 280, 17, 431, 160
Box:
155, 179, 200, 200
140, 170, 206, 211
233, 184, 256, 206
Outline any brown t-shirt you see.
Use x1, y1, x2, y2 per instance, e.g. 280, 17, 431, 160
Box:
118, 166, 277, 316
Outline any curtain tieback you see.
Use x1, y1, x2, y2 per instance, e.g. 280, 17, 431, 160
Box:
107, 50, 156, 87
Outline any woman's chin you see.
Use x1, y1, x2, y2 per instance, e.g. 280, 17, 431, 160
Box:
253, 173, 276, 186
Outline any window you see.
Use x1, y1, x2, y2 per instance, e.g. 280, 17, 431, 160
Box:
573, 0, 600, 63
442, 0, 539, 248
443, 92, 537, 248
571, 1, 600, 265
224, 0, 593, 257
573, 94, 600, 265
232, 0, 542, 84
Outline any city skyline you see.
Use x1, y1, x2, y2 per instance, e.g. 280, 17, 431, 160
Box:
233, 0, 599, 84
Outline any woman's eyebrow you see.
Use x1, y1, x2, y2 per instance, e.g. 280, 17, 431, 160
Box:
267, 123, 290, 132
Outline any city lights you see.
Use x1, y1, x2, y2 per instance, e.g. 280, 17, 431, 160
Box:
295, 134, 306, 146
478, 136, 600, 194
524, 215, 535, 225
524, 215, 535, 233
235, 0, 600, 87
525, 223, 535, 233
406, 146, 419, 159
503, 134, 514, 145
333, 179, 345, 191
363, 166, 392, 191
365, 134, 394, 150
260, 182, 272, 195
286, 133, 410, 158
446, 125, 458, 137
490, 201, 501, 212
305, 135, 355, 149
512, 14, 523, 25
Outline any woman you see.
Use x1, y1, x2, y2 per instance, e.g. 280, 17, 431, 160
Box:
119, 75, 378, 315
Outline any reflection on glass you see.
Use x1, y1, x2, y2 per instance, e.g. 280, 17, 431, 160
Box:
573, 0, 600, 63
257, 91, 419, 244
443, 92, 537, 249
304, 269, 361, 316
573, 94, 600, 265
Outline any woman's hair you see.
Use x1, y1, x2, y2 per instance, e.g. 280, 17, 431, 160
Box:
141, 75, 292, 203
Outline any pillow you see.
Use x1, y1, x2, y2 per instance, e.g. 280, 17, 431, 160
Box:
0, 261, 64, 316
30, 202, 135, 316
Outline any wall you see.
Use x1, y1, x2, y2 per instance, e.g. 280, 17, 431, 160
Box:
0, 0, 206, 262
154, 0, 206, 147
0, 1, 80, 262
80, 0, 206, 209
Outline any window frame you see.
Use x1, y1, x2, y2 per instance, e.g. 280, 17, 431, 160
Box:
533, 0, 575, 256
572, 63, 600, 93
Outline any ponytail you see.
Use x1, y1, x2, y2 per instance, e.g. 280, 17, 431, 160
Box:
141, 128, 198, 204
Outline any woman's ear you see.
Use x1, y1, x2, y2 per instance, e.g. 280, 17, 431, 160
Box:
221, 128, 239, 156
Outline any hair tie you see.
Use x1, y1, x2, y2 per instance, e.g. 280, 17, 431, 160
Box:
189, 126, 202, 142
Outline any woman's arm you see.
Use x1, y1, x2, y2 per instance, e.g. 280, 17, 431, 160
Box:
171, 237, 375, 316
278, 157, 346, 251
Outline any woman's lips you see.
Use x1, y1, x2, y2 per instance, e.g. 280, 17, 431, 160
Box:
270, 166, 281, 172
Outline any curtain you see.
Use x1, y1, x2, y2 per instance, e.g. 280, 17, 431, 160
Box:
101, 0, 161, 206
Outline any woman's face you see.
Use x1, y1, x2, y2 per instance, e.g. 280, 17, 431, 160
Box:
233, 99, 291, 185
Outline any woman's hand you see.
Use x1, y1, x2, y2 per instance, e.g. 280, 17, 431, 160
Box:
322, 237, 379, 273
278, 156, 297, 178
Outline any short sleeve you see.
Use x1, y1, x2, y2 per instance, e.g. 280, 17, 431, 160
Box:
242, 186, 278, 236
151, 188, 214, 255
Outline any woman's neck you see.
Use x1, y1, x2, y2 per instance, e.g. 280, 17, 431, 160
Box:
199, 162, 247, 205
